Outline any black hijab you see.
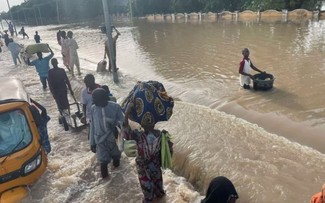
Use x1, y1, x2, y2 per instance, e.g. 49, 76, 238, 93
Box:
201, 176, 238, 203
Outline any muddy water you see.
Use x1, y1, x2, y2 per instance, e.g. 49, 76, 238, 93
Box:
1, 18, 325, 202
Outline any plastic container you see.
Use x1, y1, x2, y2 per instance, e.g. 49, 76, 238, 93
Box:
252, 73, 275, 91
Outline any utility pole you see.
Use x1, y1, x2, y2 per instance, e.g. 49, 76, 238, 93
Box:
56, 0, 60, 24
33, 7, 39, 25
129, 0, 133, 19
102, 0, 118, 83
6, 0, 17, 36
37, 6, 43, 25
23, 8, 27, 24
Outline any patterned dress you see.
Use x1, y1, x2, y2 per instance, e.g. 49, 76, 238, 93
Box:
124, 128, 165, 203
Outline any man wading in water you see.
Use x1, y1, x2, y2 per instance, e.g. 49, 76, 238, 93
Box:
48, 58, 74, 119
28, 45, 54, 90
89, 88, 124, 178
104, 26, 120, 72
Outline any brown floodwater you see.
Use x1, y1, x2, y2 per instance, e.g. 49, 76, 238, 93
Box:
1, 18, 325, 203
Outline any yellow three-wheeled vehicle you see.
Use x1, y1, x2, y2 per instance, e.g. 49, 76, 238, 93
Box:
0, 79, 47, 203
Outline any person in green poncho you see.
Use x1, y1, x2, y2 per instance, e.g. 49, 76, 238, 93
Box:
123, 101, 173, 203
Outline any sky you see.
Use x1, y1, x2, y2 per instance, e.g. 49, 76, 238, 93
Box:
0, 0, 24, 13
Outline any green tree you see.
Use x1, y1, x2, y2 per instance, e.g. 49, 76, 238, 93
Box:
1, 0, 322, 24
245, 0, 321, 11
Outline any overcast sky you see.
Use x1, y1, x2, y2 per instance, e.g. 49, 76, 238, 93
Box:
0, 0, 24, 13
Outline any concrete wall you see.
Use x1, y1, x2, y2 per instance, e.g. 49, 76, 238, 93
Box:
145, 9, 320, 23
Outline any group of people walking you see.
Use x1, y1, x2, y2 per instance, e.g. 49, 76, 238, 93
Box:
0, 24, 42, 66
7, 25, 174, 202
57, 30, 81, 76
79, 74, 172, 202
77, 74, 240, 203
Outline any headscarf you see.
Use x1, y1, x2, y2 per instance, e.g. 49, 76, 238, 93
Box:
201, 176, 238, 203
121, 81, 174, 126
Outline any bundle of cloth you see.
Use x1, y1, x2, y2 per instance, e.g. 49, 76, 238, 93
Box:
96, 59, 107, 72
23, 43, 50, 58
121, 80, 174, 126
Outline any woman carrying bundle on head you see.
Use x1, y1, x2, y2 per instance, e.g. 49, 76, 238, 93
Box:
122, 81, 174, 203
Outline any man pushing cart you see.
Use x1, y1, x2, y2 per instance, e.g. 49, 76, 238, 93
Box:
48, 58, 85, 131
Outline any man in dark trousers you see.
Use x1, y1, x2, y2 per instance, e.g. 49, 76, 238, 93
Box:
28, 44, 54, 90
57, 30, 61, 45
48, 58, 74, 116
34, 31, 41, 43
20, 27, 29, 39
3, 30, 10, 47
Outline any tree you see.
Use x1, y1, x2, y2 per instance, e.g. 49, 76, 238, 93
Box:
2, 0, 322, 24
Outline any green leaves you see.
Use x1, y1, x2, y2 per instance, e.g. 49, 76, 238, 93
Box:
2, 0, 321, 24
161, 131, 173, 169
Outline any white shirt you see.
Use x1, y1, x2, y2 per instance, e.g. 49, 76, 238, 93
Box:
81, 87, 93, 121
239, 59, 252, 86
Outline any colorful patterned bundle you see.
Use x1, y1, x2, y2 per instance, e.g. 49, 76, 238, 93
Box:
122, 81, 174, 126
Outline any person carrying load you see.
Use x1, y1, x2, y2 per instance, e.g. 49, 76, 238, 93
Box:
104, 26, 120, 72
27, 44, 54, 90
239, 48, 265, 89
122, 81, 174, 203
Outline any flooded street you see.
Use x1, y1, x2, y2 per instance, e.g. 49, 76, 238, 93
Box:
1, 18, 325, 202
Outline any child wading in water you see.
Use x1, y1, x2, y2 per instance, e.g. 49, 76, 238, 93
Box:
123, 101, 173, 203
239, 48, 265, 89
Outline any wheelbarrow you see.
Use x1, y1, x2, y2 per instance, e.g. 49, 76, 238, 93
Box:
59, 95, 87, 131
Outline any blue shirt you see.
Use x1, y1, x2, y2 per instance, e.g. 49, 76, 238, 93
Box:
30, 53, 54, 77
8, 42, 21, 55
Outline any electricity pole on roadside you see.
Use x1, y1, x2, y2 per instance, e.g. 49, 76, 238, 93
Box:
102, 0, 118, 83
37, 6, 43, 25
0, 18, 4, 30
33, 7, 39, 25
129, 0, 133, 19
56, 0, 60, 24
6, 0, 17, 36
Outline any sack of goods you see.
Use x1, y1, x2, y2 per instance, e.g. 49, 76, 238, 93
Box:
24, 43, 50, 55
96, 59, 107, 72
121, 81, 174, 126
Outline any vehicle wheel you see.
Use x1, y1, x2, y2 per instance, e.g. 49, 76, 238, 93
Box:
58, 117, 62, 124
61, 116, 69, 131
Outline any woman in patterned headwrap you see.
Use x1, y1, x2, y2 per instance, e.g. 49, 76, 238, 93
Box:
122, 81, 173, 203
